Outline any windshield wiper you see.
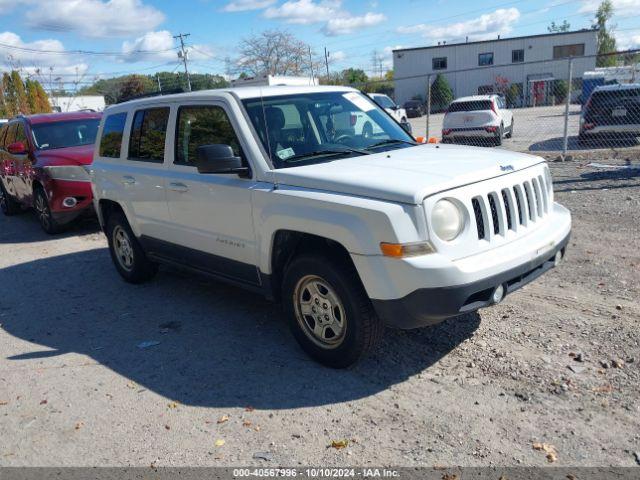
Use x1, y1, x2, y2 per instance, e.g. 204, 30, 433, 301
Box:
365, 139, 417, 150
285, 147, 371, 163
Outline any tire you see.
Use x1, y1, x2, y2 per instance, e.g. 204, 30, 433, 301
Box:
495, 124, 503, 146
0, 181, 21, 216
106, 211, 158, 284
33, 187, 63, 234
282, 254, 384, 368
506, 120, 514, 138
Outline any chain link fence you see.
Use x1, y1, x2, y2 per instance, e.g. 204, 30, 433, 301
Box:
387, 50, 640, 158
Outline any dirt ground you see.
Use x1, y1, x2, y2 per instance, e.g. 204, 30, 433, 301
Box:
0, 158, 638, 467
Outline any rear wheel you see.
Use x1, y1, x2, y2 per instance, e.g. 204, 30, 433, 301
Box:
106, 211, 158, 283
0, 181, 21, 216
282, 254, 384, 368
506, 120, 514, 138
34, 187, 63, 234
362, 122, 373, 139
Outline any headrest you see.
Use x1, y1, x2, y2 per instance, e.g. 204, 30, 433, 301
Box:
264, 107, 285, 130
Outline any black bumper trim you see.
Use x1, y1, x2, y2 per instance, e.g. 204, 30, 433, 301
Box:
372, 232, 570, 329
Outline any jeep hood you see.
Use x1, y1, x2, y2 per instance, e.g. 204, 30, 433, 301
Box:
35, 144, 95, 166
273, 144, 544, 204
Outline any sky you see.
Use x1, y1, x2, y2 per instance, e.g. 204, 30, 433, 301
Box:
0, 0, 638, 89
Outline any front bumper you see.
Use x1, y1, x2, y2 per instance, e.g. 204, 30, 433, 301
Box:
46, 179, 94, 225
372, 232, 569, 329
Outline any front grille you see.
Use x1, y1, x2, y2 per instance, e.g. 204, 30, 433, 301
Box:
470, 174, 552, 240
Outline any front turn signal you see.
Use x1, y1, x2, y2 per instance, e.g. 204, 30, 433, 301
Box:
380, 241, 435, 258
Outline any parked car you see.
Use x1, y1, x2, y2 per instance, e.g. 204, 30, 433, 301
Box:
579, 83, 640, 145
91, 86, 570, 368
0, 112, 102, 233
403, 100, 426, 118
441, 95, 514, 146
368, 93, 412, 133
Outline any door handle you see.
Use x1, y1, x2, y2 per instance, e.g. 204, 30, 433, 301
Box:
168, 182, 189, 193
122, 175, 136, 185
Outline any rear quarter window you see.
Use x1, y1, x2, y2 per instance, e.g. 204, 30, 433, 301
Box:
128, 107, 170, 162
99, 112, 127, 158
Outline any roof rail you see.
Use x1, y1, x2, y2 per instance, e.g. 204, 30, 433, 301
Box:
116, 87, 185, 104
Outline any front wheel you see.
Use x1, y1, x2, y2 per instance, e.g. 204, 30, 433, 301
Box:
494, 124, 504, 146
106, 211, 157, 284
506, 120, 514, 138
34, 187, 62, 234
282, 255, 384, 368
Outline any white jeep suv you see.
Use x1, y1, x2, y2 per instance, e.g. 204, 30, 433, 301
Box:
442, 94, 514, 146
91, 86, 571, 368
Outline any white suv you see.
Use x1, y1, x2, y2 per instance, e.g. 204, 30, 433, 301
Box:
91, 86, 571, 368
442, 95, 514, 146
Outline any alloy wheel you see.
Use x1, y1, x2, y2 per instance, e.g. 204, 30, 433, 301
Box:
113, 225, 135, 272
35, 192, 51, 231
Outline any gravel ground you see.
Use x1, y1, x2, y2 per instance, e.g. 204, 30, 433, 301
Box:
0, 158, 639, 467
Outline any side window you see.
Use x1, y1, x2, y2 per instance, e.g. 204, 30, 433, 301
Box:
0, 124, 8, 148
99, 112, 127, 158
128, 107, 170, 162
175, 105, 241, 166
4, 123, 17, 147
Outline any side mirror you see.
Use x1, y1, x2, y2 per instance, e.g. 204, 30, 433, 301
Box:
7, 141, 27, 155
195, 144, 249, 176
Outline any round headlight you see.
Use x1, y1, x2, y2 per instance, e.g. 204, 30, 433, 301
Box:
432, 199, 464, 241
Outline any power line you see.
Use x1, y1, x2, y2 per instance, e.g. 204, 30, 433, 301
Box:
0, 42, 178, 57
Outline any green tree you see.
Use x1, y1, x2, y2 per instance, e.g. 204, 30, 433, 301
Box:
430, 74, 453, 112
3, 72, 17, 117
548, 20, 571, 33
34, 81, 52, 113
553, 79, 569, 103
10, 71, 29, 114
25, 79, 39, 113
116, 75, 148, 103
593, 0, 617, 67
341, 68, 368, 85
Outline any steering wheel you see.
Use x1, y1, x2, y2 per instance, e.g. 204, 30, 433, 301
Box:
333, 134, 353, 145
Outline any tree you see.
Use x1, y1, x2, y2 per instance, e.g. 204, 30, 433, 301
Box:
116, 75, 149, 103
10, 71, 29, 114
25, 79, 39, 113
548, 20, 571, 33
234, 30, 316, 77
341, 68, 368, 85
553, 79, 569, 103
593, 0, 617, 67
430, 74, 453, 112
34, 81, 52, 113
2, 73, 16, 118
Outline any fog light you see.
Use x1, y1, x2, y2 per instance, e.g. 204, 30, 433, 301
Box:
492, 284, 505, 304
62, 197, 77, 208
554, 250, 563, 267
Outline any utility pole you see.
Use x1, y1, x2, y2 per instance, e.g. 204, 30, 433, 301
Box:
324, 47, 330, 79
174, 32, 191, 92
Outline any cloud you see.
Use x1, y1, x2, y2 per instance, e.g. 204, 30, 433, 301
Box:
264, 0, 341, 24
324, 12, 386, 35
223, 0, 276, 11
398, 8, 520, 42
616, 31, 640, 49
25, 0, 165, 38
579, 0, 640, 15
120, 30, 215, 63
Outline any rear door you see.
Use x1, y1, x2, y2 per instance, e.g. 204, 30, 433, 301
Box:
1, 123, 20, 199
445, 100, 496, 129
12, 121, 33, 202
95, 108, 172, 240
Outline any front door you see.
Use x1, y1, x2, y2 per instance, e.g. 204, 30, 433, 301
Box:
164, 102, 260, 285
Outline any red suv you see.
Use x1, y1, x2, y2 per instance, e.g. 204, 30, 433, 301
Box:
0, 112, 101, 233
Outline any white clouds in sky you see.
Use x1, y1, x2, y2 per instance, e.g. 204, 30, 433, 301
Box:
325, 12, 386, 35
223, 0, 277, 12
398, 8, 521, 42
120, 30, 215, 63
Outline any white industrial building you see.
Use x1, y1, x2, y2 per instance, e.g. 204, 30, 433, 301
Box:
49, 95, 106, 112
393, 30, 598, 107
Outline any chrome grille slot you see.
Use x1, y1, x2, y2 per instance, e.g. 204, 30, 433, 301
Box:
513, 185, 525, 226
471, 197, 486, 240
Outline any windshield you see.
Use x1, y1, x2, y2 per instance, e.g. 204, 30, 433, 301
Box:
371, 95, 395, 109
31, 119, 100, 150
242, 91, 415, 169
